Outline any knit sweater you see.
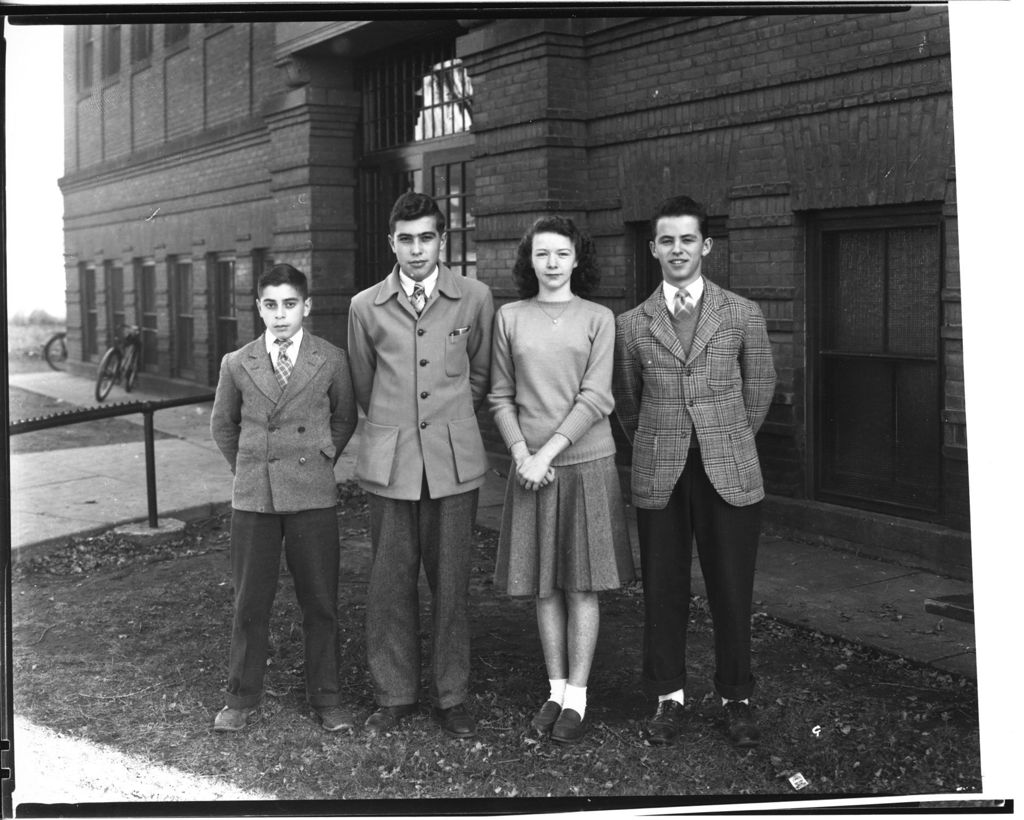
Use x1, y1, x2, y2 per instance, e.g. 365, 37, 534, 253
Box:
488, 296, 617, 466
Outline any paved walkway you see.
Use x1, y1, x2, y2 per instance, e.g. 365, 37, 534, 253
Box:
7, 370, 976, 680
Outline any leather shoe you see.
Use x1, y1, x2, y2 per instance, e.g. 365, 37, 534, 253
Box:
213, 705, 255, 732
432, 702, 477, 738
364, 703, 418, 735
645, 699, 685, 746
723, 700, 761, 748
530, 700, 562, 734
316, 705, 355, 732
551, 708, 586, 744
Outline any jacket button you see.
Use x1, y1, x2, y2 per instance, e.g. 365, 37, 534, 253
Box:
268, 457, 278, 463
417, 328, 426, 336
269, 425, 278, 432
419, 359, 428, 366
299, 456, 306, 464
420, 421, 428, 429
420, 391, 429, 399
297, 426, 305, 433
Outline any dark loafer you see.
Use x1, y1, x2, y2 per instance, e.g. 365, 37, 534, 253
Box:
364, 703, 418, 735
432, 702, 477, 738
723, 700, 761, 748
551, 707, 586, 744
213, 705, 255, 732
316, 705, 355, 732
530, 700, 562, 734
646, 699, 685, 746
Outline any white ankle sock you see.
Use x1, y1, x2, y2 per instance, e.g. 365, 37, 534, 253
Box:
659, 689, 685, 706
722, 697, 750, 706
562, 684, 587, 719
549, 678, 567, 705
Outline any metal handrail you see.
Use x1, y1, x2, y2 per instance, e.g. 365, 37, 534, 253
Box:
9, 393, 217, 529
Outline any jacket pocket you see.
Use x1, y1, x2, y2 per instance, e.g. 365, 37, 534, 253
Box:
448, 416, 487, 484
445, 329, 470, 377
357, 420, 400, 487
728, 426, 762, 492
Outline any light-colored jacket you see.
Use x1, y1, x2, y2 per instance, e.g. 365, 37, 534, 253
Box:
347, 264, 495, 500
210, 333, 358, 513
613, 278, 776, 509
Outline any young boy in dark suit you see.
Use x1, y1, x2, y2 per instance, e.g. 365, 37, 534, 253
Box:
210, 263, 358, 732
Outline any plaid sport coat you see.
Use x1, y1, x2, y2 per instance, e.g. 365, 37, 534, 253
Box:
613, 278, 776, 509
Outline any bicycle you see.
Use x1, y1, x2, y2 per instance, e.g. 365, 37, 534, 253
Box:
95, 325, 143, 402
43, 331, 68, 370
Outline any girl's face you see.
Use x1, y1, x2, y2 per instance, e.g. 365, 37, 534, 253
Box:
531, 231, 578, 299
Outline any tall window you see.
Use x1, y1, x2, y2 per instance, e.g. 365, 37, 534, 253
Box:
813, 208, 942, 519
80, 264, 98, 360
77, 26, 95, 91
213, 256, 238, 361
357, 38, 475, 288
131, 24, 153, 62
101, 25, 121, 78
105, 262, 125, 346
170, 257, 195, 377
164, 23, 189, 47
134, 259, 158, 369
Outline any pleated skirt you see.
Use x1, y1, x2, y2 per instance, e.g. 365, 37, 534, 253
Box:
494, 454, 636, 598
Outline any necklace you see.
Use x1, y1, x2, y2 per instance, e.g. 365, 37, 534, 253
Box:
534, 297, 572, 325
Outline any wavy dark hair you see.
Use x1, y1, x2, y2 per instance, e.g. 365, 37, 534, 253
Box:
511, 215, 600, 299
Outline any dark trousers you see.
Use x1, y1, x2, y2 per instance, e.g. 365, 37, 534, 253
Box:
225, 507, 340, 709
365, 478, 478, 710
636, 450, 761, 701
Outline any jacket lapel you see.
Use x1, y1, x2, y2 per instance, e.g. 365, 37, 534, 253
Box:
687, 279, 724, 364
241, 338, 282, 402
643, 288, 688, 364
280, 334, 326, 401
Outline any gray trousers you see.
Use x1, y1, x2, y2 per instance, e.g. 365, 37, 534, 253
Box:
365, 480, 478, 710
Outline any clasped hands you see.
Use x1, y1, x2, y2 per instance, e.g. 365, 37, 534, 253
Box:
510, 441, 555, 492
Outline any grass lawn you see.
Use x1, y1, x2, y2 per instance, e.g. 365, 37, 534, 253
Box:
10, 482, 982, 809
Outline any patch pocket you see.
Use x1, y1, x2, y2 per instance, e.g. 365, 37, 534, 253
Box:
448, 416, 487, 484
445, 328, 470, 377
356, 421, 400, 487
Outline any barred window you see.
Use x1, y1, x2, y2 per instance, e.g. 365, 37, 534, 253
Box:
360, 45, 472, 153
164, 23, 189, 47
102, 25, 121, 78
131, 24, 153, 62
77, 26, 95, 91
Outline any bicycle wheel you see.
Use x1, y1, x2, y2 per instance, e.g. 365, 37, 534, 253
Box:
123, 345, 140, 392
43, 332, 68, 370
95, 347, 122, 402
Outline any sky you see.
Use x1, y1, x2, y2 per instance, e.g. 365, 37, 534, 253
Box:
3, 3, 1024, 803
4, 20, 65, 319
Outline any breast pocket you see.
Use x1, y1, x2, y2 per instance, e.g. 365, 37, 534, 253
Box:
445, 327, 471, 377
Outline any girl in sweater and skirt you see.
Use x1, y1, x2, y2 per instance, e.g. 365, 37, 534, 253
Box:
488, 216, 635, 743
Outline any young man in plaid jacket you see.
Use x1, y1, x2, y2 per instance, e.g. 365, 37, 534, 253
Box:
613, 195, 776, 748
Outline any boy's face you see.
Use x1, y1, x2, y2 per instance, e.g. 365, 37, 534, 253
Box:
650, 214, 713, 289
389, 216, 447, 281
257, 283, 310, 341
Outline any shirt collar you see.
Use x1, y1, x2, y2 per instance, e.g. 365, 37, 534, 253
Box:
398, 266, 439, 299
265, 327, 303, 358
662, 275, 704, 308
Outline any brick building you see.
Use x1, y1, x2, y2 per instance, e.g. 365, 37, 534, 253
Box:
60, 11, 970, 575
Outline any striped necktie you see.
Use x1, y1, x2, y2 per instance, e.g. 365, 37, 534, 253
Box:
674, 288, 696, 318
410, 283, 426, 314
273, 338, 293, 387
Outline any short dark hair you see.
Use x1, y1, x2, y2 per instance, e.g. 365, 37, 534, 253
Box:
258, 263, 308, 300
511, 215, 600, 299
389, 191, 446, 234
651, 195, 708, 240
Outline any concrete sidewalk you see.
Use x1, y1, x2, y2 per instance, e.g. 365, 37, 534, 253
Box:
7, 370, 977, 680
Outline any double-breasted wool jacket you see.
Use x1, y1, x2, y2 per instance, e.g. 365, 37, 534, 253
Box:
613, 277, 776, 510
347, 263, 495, 501
210, 333, 358, 513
